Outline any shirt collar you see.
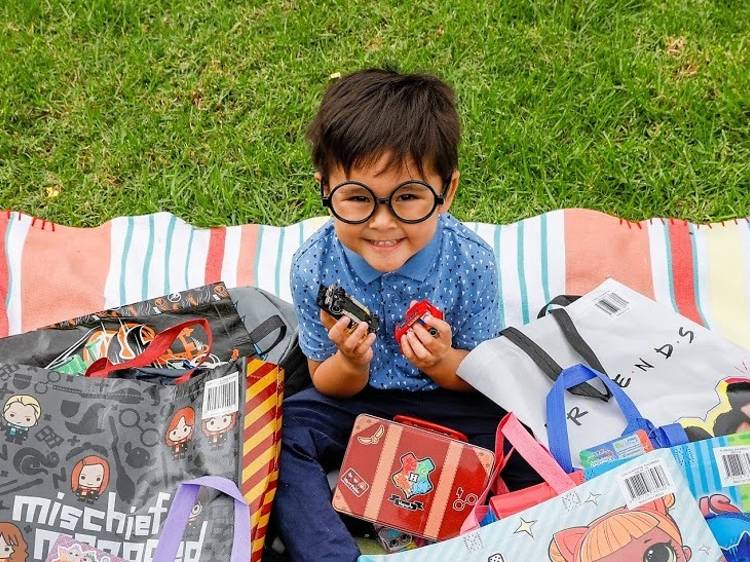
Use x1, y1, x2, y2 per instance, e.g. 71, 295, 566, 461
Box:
341, 215, 445, 284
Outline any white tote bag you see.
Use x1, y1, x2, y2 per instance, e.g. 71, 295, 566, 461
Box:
457, 277, 750, 467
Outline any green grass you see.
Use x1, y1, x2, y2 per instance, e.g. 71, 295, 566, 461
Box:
1, 0, 749, 227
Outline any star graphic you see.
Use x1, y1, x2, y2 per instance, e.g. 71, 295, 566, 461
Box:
514, 517, 536, 538
585, 491, 602, 506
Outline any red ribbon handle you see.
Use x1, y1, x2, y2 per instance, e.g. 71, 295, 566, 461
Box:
84, 318, 213, 384
393, 415, 469, 442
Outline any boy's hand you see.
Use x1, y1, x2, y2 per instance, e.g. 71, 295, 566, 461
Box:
400, 302, 453, 371
320, 310, 376, 369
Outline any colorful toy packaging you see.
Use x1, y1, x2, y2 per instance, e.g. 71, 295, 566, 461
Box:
0, 283, 255, 374
667, 432, 750, 561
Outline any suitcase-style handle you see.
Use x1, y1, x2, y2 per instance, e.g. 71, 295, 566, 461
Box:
393, 415, 468, 442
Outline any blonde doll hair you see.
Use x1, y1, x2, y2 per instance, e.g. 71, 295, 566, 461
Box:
3, 395, 41, 418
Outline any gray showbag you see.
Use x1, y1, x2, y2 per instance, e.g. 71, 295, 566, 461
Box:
0, 357, 247, 562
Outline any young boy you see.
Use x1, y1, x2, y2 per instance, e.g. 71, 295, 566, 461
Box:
273, 69, 537, 561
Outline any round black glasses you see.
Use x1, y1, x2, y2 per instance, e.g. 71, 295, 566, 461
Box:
320, 179, 448, 225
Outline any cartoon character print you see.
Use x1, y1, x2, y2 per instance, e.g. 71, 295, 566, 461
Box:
188, 489, 208, 530
51, 541, 108, 562
548, 494, 692, 562
699, 494, 750, 561
71, 455, 110, 504
165, 407, 195, 460
48, 321, 212, 374
683, 378, 750, 441
201, 412, 238, 448
1, 395, 41, 445
53, 544, 85, 562
0, 523, 28, 562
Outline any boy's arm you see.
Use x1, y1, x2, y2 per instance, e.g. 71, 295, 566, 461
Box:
400, 318, 472, 391
420, 348, 472, 391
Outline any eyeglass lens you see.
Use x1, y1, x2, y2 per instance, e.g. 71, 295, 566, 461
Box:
330, 182, 437, 222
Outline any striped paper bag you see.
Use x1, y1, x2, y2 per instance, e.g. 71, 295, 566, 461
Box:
242, 358, 285, 561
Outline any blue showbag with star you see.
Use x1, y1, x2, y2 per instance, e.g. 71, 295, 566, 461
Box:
357, 449, 723, 562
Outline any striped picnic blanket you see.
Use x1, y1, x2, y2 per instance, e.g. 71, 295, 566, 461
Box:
3, 209, 750, 350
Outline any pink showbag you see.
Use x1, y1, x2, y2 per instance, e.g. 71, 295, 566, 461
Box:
457, 277, 750, 468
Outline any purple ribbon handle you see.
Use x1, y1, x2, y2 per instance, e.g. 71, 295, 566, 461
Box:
152, 476, 250, 562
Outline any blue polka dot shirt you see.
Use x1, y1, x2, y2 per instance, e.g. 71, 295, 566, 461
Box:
290, 213, 502, 391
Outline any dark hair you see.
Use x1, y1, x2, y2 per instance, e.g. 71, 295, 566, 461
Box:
307, 68, 460, 185
713, 408, 750, 437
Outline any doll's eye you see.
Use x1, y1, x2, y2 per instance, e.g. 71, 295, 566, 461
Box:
643, 542, 677, 562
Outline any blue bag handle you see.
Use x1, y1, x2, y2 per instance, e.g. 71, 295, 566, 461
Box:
546, 364, 687, 472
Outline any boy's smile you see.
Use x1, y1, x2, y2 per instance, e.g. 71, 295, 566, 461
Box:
321, 153, 458, 273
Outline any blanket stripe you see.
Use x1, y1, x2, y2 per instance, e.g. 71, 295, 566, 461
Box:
0, 217, 9, 337
4, 209, 750, 351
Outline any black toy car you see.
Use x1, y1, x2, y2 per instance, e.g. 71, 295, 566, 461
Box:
316, 284, 380, 334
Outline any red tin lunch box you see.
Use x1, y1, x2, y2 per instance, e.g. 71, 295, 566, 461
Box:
332, 414, 494, 541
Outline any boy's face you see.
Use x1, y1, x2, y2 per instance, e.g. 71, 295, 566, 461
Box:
321, 154, 458, 273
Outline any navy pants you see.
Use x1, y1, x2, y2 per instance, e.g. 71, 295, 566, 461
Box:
272, 386, 541, 562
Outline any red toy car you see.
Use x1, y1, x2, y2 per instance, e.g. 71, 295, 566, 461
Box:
394, 300, 444, 344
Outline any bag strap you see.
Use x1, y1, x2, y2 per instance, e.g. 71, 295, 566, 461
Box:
546, 364, 654, 472
549, 308, 611, 385
501, 327, 563, 380
392, 415, 468, 442
501, 327, 609, 401
85, 318, 213, 383
152, 476, 249, 562
537, 295, 581, 319
649, 423, 689, 448
461, 413, 578, 533
248, 315, 287, 357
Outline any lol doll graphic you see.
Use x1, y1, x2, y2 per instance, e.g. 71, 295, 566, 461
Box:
1, 395, 41, 445
71, 455, 111, 504
0, 523, 28, 562
201, 412, 238, 448
165, 407, 195, 460
548, 494, 693, 562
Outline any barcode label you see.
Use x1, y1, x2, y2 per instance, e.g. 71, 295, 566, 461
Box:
618, 458, 675, 509
715, 446, 750, 487
202, 372, 240, 418
594, 291, 629, 317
